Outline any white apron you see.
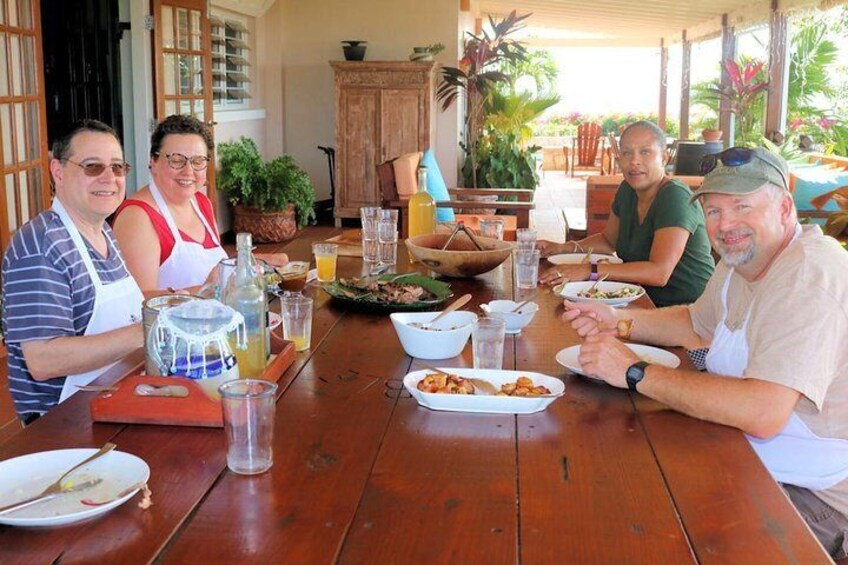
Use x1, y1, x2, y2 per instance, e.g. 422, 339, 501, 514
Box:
149, 181, 227, 290
52, 198, 144, 402
705, 260, 848, 491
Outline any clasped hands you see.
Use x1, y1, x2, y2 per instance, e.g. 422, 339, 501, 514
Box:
562, 300, 640, 389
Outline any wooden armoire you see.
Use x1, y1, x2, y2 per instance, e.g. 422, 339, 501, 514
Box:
330, 61, 437, 221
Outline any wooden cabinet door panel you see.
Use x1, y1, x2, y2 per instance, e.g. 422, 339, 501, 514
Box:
381, 89, 422, 161
338, 89, 379, 210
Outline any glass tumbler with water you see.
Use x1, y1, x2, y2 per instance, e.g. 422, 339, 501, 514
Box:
281, 294, 313, 352
378, 208, 398, 266
360, 206, 381, 264
472, 318, 506, 370
219, 379, 277, 475
516, 248, 541, 289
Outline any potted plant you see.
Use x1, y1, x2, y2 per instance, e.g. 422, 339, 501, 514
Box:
217, 137, 316, 243
437, 10, 530, 187
409, 43, 445, 62
705, 59, 769, 147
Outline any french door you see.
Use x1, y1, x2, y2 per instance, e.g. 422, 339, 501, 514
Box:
0, 0, 50, 252
152, 0, 216, 201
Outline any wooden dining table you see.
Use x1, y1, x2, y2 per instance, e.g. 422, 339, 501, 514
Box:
0, 227, 830, 563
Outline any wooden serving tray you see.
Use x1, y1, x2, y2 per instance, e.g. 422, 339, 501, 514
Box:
90, 338, 297, 428
325, 230, 362, 257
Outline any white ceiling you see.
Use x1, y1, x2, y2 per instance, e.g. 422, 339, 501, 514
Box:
478, 0, 840, 47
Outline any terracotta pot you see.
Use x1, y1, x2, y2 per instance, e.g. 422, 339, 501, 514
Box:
456, 193, 499, 215
232, 204, 298, 243
701, 129, 723, 143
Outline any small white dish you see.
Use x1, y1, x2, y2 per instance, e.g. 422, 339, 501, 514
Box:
556, 343, 681, 380
403, 368, 564, 414
558, 281, 645, 307
0, 448, 150, 527
479, 300, 539, 334
268, 312, 282, 330
547, 253, 622, 265
390, 311, 478, 360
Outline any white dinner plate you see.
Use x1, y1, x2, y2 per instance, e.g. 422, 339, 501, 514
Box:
547, 253, 622, 265
556, 344, 681, 379
0, 448, 150, 527
403, 368, 564, 414
558, 281, 645, 307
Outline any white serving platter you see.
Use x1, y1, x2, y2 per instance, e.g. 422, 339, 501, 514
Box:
0, 448, 150, 527
556, 343, 681, 380
403, 368, 564, 414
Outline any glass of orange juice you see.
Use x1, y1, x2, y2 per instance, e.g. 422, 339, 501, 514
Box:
280, 294, 313, 352
312, 242, 338, 283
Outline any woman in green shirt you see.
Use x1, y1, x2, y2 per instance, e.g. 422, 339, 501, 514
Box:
538, 121, 714, 307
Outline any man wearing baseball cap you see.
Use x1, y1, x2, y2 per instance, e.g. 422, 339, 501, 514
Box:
562, 147, 848, 558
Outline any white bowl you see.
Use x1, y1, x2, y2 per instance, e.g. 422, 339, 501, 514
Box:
390, 311, 478, 359
480, 300, 539, 334
558, 281, 645, 307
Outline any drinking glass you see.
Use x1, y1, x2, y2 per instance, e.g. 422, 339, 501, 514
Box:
280, 294, 313, 352
312, 243, 338, 283
516, 228, 537, 252
472, 318, 506, 370
480, 218, 505, 240
360, 207, 381, 263
378, 209, 399, 266
219, 379, 278, 475
516, 248, 540, 289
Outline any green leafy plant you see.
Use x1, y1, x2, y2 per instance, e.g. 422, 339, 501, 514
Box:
704, 59, 769, 146
461, 130, 539, 190
217, 137, 316, 229
485, 90, 560, 143
437, 10, 531, 187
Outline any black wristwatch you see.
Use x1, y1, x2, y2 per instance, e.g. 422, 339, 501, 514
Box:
625, 361, 649, 391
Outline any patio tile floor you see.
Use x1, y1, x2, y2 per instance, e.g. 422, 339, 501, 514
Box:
531, 171, 589, 242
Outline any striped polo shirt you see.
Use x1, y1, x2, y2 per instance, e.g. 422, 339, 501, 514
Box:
1, 210, 131, 422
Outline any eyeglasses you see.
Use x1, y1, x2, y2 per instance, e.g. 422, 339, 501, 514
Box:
699, 147, 788, 189
63, 159, 132, 177
155, 152, 210, 171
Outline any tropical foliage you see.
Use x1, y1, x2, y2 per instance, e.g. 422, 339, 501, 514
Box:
533, 112, 680, 138
702, 59, 769, 147
461, 130, 539, 190
484, 90, 561, 143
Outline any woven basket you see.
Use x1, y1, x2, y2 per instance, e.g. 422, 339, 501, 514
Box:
233, 204, 298, 243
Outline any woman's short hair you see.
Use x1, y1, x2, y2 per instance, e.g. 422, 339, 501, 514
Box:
52, 119, 121, 161
620, 120, 667, 150
149, 114, 215, 157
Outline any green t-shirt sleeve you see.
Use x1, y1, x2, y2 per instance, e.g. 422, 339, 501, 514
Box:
653, 182, 703, 234
611, 182, 628, 217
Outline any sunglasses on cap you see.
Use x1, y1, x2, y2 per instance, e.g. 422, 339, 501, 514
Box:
63, 159, 132, 177
699, 147, 789, 189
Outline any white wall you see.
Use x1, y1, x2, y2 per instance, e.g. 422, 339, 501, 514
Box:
271, 0, 461, 201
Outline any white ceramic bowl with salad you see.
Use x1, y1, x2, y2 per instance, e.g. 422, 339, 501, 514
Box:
558, 281, 645, 307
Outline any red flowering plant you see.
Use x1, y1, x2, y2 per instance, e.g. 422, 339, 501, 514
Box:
437, 10, 530, 187
706, 59, 769, 146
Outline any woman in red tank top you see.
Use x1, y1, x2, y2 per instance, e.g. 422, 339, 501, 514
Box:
112, 115, 288, 292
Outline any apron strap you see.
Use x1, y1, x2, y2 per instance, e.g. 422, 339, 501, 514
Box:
150, 180, 221, 248
51, 197, 104, 290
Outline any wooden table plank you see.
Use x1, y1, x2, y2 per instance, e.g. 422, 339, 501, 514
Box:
337, 257, 518, 562
514, 291, 696, 562
635, 396, 831, 563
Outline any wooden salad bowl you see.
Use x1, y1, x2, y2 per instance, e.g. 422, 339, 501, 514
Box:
406, 233, 514, 278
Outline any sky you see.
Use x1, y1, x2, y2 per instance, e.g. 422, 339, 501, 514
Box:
538, 17, 847, 121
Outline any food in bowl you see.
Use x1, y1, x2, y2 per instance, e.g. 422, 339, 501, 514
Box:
407, 322, 467, 331
275, 261, 310, 292
497, 376, 551, 397
480, 300, 539, 334
417, 372, 475, 394
390, 311, 478, 360
577, 287, 641, 300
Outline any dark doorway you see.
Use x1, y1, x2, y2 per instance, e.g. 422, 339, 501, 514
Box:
41, 0, 124, 147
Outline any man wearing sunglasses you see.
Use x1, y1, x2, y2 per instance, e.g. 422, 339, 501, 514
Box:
561, 147, 848, 558
1, 120, 144, 425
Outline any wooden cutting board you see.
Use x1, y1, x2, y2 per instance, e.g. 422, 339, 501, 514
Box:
325, 230, 363, 257
90, 338, 296, 427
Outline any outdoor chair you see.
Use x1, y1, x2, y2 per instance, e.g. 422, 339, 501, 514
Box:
570, 122, 605, 177
377, 159, 535, 241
